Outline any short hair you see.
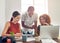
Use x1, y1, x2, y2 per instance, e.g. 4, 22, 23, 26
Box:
28, 6, 34, 11
39, 14, 51, 25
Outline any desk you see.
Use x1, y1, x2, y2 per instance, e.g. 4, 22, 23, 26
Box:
16, 38, 59, 43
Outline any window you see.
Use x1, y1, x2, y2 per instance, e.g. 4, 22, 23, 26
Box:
21, 0, 48, 25
21, 0, 33, 13
21, 0, 48, 14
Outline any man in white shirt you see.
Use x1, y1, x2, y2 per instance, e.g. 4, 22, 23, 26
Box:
21, 6, 38, 35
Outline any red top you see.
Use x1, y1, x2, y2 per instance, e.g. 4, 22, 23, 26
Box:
6, 21, 20, 34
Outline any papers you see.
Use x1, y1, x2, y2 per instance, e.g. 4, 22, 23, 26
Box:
41, 39, 57, 43
26, 37, 35, 42
16, 42, 22, 43
15, 37, 22, 41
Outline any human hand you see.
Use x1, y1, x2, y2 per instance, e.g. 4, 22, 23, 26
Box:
43, 22, 49, 26
15, 33, 21, 37
31, 25, 36, 29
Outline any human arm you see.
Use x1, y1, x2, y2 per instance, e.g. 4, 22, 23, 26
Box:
2, 22, 11, 37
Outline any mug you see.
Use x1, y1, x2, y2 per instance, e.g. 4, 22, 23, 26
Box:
35, 36, 40, 41
22, 35, 27, 42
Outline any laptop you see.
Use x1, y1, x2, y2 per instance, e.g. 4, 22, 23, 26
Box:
40, 26, 59, 39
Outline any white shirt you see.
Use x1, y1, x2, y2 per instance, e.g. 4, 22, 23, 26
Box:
21, 12, 38, 28
21, 12, 38, 35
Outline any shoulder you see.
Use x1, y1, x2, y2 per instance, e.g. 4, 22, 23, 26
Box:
22, 12, 27, 17
33, 13, 38, 17
38, 25, 40, 28
17, 23, 20, 26
5, 21, 10, 26
21, 12, 27, 20
37, 25, 40, 31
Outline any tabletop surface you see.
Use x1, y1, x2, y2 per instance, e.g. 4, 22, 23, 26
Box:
16, 38, 60, 43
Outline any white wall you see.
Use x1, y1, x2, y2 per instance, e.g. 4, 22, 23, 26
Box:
48, 0, 60, 26
0, 0, 5, 35
48, 0, 60, 36
5, 0, 21, 21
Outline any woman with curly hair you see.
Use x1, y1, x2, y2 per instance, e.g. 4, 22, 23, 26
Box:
37, 14, 51, 36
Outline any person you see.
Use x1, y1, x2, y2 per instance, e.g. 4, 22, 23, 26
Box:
37, 14, 51, 36
0, 11, 22, 43
21, 6, 38, 35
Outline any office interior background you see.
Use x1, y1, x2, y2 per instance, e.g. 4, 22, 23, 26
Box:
0, 0, 60, 37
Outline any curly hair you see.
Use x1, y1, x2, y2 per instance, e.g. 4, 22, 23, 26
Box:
39, 14, 51, 25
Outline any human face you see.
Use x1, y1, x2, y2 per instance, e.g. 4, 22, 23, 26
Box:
28, 7, 34, 17
13, 15, 20, 23
40, 17, 46, 25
